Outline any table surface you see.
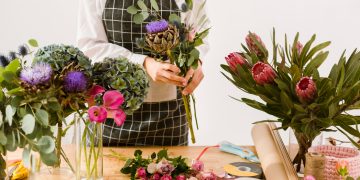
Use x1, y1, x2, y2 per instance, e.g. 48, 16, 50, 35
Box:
7, 146, 255, 180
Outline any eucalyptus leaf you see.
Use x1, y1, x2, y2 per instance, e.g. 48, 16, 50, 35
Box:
137, 0, 148, 11
150, 0, 159, 11
0, 132, 6, 145
37, 136, 55, 154
133, 13, 144, 24
35, 109, 49, 127
141, 12, 149, 20
169, 14, 181, 24
5, 105, 16, 126
40, 151, 58, 166
22, 148, 31, 168
127, 5, 139, 15
28, 39, 39, 47
21, 114, 35, 135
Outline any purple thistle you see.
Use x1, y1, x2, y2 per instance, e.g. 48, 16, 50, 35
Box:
20, 62, 52, 85
64, 71, 88, 93
145, 19, 169, 33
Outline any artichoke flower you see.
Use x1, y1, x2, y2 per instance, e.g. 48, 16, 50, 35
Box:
145, 20, 179, 55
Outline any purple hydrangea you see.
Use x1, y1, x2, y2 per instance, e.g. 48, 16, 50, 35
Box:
146, 19, 169, 33
64, 71, 88, 93
20, 62, 52, 85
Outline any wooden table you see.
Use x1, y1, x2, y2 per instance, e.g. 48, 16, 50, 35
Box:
7, 146, 255, 179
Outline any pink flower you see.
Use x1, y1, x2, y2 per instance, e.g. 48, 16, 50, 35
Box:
147, 163, 157, 174
187, 29, 196, 42
156, 160, 174, 175
103, 90, 125, 110
296, 77, 317, 103
136, 167, 147, 179
225, 53, 247, 72
88, 106, 107, 123
113, 109, 126, 126
336, 160, 349, 177
196, 171, 217, 180
245, 32, 267, 58
191, 160, 204, 172
160, 174, 172, 180
151, 173, 161, 180
176, 175, 186, 180
304, 175, 316, 180
87, 85, 105, 107
251, 62, 276, 85
296, 41, 303, 55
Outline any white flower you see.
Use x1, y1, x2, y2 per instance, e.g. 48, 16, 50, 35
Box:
147, 162, 157, 174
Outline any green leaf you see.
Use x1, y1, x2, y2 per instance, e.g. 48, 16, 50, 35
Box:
157, 149, 168, 160
35, 109, 49, 127
304, 51, 329, 76
22, 148, 31, 168
169, 14, 181, 24
151, 152, 156, 159
5, 105, 16, 126
187, 57, 195, 67
5, 59, 20, 73
194, 39, 204, 47
134, 150, 142, 156
21, 114, 35, 135
150, 0, 159, 11
0, 131, 7, 145
141, 12, 149, 20
127, 5, 139, 15
336, 127, 360, 149
190, 49, 200, 59
137, 0, 148, 11
2, 71, 16, 83
185, 0, 193, 10
37, 136, 55, 154
133, 13, 144, 24
40, 151, 58, 166
48, 101, 61, 111
28, 39, 38, 47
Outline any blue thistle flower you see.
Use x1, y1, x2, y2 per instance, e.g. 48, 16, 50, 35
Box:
0, 55, 9, 67
8, 51, 17, 61
20, 62, 53, 85
145, 19, 169, 34
64, 71, 88, 93
18, 45, 29, 56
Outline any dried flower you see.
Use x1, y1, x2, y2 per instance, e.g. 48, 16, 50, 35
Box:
225, 52, 247, 72
18, 45, 29, 56
146, 20, 169, 34
136, 167, 147, 179
191, 160, 204, 172
63, 71, 88, 93
88, 106, 107, 123
175, 175, 186, 180
251, 62, 276, 85
296, 41, 303, 55
0, 55, 9, 67
336, 160, 349, 177
156, 160, 174, 175
8, 51, 17, 61
160, 174, 172, 180
296, 77, 317, 103
20, 62, 52, 86
245, 33, 267, 58
304, 175, 316, 180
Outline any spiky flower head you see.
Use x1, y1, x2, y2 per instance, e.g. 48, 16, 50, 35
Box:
145, 21, 179, 55
146, 19, 169, 34
8, 51, 17, 61
20, 62, 52, 86
63, 71, 88, 93
0, 55, 9, 67
18, 44, 29, 56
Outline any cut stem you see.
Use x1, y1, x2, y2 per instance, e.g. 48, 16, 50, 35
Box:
182, 94, 196, 143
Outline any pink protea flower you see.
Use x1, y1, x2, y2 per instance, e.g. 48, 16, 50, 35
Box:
296, 77, 317, 103
191, 160, 204, 172
187, 29, 196, 42
160, 174, 172, 180
225, 52, 247, 72
176, 175, 186, 180
88, 106, 107, 123
336, 160, 349, 177
304, 175, 316, 180
151, 173, 161, 180
156, 160, 174, 175
251, 62, 277, 85
245, 32, 267, 58
196, 171, 217, 180
136, 167, 147, 179
296, 41, 304, 55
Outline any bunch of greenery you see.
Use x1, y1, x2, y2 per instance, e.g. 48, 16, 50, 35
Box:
221, 29, 360, 171
92, 57, 149, 115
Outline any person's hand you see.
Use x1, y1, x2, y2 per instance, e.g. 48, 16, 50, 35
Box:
144, 57, 187, 87
182, 63, 204, 95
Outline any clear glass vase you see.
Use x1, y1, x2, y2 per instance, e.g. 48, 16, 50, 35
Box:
75, 114, 103, 180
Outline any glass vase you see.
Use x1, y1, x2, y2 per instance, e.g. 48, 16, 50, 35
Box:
75, 114, 103, 180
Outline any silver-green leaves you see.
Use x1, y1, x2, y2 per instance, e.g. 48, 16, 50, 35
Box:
21, 114, 35, 135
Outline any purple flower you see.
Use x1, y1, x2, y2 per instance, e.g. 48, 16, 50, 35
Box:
20, 62, 52, 85
146, 20, 169, 34
64, 71, 88, 93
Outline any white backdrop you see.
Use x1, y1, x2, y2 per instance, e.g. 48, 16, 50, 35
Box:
0, 0, 359, 146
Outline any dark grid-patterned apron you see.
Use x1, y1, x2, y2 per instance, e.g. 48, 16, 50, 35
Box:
101, 0, 188, 146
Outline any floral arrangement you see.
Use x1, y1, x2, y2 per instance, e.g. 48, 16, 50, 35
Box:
110, 149, 216, 180
221, 29, 360, 171
126, 0, 210, 143
92, 57, 149, 115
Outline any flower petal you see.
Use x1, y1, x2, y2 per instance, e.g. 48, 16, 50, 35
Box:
103, 90, 125, 110
114, 109, 126, 127
86, 85, 106, 106
88, 106, 107, 123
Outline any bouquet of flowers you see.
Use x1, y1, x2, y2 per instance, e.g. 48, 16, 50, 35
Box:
110, 149, 216, 180
222, 29, 360, 171
126, 0, 210, 143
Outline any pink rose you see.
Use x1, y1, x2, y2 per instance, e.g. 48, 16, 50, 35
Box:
136, 167, 147, 179
251, 62, 277, 85
191, 160, 204, 172
175, 175, 186, 180
160, 174, 172, 180
151, 173, 161, 180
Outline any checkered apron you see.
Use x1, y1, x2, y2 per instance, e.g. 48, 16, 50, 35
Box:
101, 0, 188, 146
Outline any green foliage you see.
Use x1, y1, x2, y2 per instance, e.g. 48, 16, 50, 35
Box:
92, 57, 149, 115
221, 29, 360, 147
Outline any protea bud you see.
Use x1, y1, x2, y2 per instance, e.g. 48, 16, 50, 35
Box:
145, 20, 179, 55
296, 41, 303, 55
251, 62, 276, 85
296, 77, 317, 103
225, 52, 247, 72
245, 33, 267, 59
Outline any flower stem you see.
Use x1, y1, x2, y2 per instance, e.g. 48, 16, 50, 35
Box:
182, 94, 196, 143
55, 120, 62, 168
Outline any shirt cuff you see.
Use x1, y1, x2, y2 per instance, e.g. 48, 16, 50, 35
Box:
131, 54, 147, 66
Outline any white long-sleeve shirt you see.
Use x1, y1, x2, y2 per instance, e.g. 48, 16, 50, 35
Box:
77, 0, 210, 102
